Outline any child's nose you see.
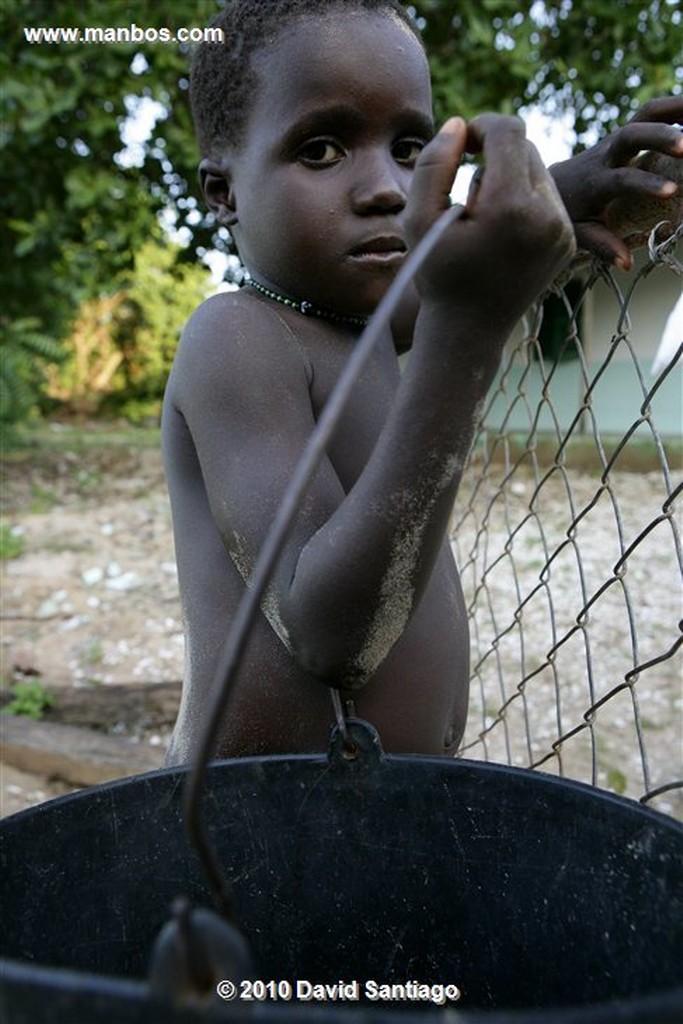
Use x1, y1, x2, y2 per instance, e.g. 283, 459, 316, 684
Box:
351, 150, 407, 214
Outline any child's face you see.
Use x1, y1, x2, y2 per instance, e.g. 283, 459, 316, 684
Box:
224, 11, 433, 315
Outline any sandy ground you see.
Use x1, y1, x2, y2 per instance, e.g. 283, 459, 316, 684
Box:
1, 429, 681, 819
1, 436, 179, 816
1, 762, 75, 818
453, 458, 682, 818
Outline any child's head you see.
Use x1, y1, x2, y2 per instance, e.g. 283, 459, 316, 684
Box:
192, 0, 432, 317
190, 0, 423, 159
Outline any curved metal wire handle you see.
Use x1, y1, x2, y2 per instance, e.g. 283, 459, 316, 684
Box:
183, 202, 466, 918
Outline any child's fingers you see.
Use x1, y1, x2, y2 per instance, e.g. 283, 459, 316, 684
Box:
602, 164, 680, 201
609, 122, 683, 166
629, 97, 683, 126
567, 162, 680, 213
575, 222, 634, 271
406, 117, 467, 236
464, 115, 572, 250
465, 114, 533, 198
465, 126, 560, 216
464, 167, 484, 213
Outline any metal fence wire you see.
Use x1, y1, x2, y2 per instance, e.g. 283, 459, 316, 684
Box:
452, 225, 682, 819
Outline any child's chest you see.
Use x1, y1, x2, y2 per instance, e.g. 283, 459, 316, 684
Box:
305, 332, 401, 492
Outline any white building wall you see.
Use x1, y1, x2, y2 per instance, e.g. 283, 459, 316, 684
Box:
585, 250, 681, 368
484, 249, 682, 438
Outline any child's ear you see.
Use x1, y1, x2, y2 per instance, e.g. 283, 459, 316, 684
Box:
198, 158, 237, 226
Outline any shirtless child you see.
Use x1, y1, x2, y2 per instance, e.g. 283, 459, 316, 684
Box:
162, 0, 682, 763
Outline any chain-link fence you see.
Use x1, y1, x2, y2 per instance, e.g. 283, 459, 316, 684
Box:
453, 226, 682, 819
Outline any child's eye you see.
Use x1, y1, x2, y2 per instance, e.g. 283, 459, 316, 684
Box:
298, 139, 344, 167
392, 138, 426, 166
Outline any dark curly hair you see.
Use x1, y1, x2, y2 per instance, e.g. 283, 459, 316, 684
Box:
190, 0, 423, 158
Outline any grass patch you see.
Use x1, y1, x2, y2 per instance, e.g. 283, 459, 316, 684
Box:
604, 767, 628, 796
2, 420, 161, 462
83, 641, 104, 666
0, 523, 24, 559
29, 484, 59, 513
3, 680, 55, 719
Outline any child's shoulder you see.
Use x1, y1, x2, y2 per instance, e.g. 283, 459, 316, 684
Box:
182, 287, 284, 347
178, 288, 302, 362
170, 288, 313, 399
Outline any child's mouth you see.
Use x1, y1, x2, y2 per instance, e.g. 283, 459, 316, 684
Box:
348, 236, 406, 266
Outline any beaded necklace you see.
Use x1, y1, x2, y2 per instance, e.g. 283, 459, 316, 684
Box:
247, 278, 368, 329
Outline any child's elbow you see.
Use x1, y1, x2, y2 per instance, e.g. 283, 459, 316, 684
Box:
292, 629, 377, 694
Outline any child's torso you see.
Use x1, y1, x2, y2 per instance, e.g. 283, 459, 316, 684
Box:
164, 312, 469, 762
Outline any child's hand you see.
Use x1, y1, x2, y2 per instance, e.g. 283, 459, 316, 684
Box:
549, 97, 683, 270
405, 114, 575, 323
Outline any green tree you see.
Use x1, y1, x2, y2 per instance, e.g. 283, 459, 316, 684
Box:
412, 0, 682, 144
1, 0, 681, 421
1, 0, 216, 337
114, 237, 211, 414
1, 0, 217, 421
1, 317, 64, 424
44, 237, 210, 418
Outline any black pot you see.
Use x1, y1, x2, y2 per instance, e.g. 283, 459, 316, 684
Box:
1, 721, 681, 1022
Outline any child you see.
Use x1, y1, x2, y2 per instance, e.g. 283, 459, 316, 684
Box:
162, 0, 682, 764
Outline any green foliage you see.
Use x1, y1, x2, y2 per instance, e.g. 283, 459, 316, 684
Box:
3, 680, 55, 719
43, 293, 128, 416
1, 0, 681, 423
1, 317, 64, 424
45, 238, 210, 416
114, 239, 211, 405
1, 0, 220, 420
0, 523, 25, 560
1, 0, 217, 331
29, 484, 59, 513
605, 767, 628, 796
413, 0, 682, 144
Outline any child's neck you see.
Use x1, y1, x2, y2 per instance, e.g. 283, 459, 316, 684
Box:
246, 277, 368, 330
